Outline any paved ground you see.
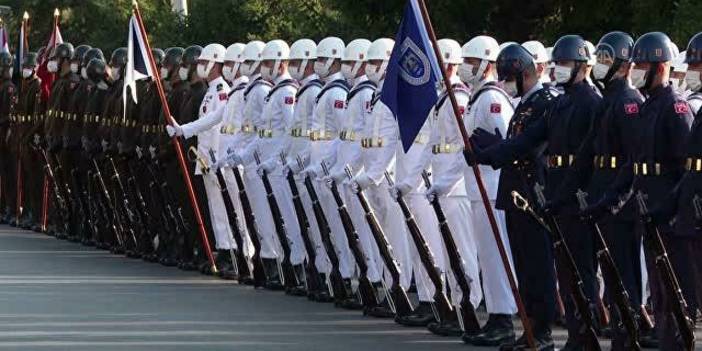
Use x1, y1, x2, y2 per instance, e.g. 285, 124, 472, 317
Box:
0, 225, 695, 350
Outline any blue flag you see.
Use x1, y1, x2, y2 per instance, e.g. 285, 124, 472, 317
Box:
381, 0, 441, 152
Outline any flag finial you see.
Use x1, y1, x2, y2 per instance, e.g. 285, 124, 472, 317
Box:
23, 11, 29, 20
53, 8, 60, 17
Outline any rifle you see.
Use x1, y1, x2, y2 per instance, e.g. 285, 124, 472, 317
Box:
576, 190, 641, 350
143, 159, 181, 259
346, 165, 413, 318
209, 149, 251, 280
321, 161, 380, 309
126, 158, 158, 256
39, 148, 71, 235
230, 158, 267, 287
421, 171, 480, 333
281, 153, 323, 296
298, 156, 348, 302
511, 187, 601, 351
635, 191, 695, 351
90, 158, 126, 252
107, 156, 143, 255
254, 151, 299, 290
386, 171, 453, 323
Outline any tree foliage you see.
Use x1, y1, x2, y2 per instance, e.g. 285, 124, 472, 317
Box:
0, 0, 698, 56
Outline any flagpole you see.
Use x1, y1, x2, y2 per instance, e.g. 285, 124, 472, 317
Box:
131, 0, 218, 274
416, 0, 537, 348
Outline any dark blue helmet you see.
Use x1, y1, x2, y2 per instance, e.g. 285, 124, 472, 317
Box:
497, 44, 535, 96
82, 48, 104, 67
596, 31, 634, 62
72, 45, 92, 63
684, 32, 702, 64
632, 32, 674, 63
109, 47, 128, 68
552, 35, 590, 62
152, 48, 166, 67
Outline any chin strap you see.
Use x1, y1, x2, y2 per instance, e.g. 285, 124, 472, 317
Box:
642, 63, 658, 92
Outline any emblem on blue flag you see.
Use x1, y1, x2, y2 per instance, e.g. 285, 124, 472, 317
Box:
399, 38, 431, 86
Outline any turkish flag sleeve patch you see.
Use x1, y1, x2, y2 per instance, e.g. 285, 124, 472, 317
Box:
284, 96, 294, 105
219, 93, 228, 101
490, 103, 501, 113
674, 101, 689, 114
624, 103, 639, 115
334, 100, 345, 109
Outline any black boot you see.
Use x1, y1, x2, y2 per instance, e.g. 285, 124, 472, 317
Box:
285, 264, 307, 296
498, 322, 554, 351
216, 250, 238, 280
467, 313, 515, 346
263, 258, 283, 290
396, 301, 436, 327
427, 315, 463, 337
365, 282, 395, 318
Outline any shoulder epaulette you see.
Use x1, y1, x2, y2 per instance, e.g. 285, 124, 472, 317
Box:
296, 79, 324, 100
347, 80, 377, 103
264, 79, 299, 103
469, 81, 511, 106
436, 82, 470, 111
243, 78, 273, 101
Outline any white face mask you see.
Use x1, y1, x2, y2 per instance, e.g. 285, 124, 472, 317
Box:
341, 62, 354, 81
592, 63, 610, 81
314, 58, 334, 78
22, 68, 33, 78
70, 63, 79, 73
261, 61, 280, 82
47, 60, 59, 73
670, 77, 687, 93
289, 61, 306, 81
365, 62, 386, 84
222, 65, 235, 82
502, 81, 519, 97
178, 66, 190, 81
81, 67, 88, 80
630, 68, 647, 89
554, 65, 573, 84
457, 63, 475, 84
685, 70, 702, 92
110, 66, 121, 81
160, 67, 169, 80
196, 63, 209, 79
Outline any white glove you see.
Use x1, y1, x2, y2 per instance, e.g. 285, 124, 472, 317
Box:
135, 146, 143, 159
212, 158, 228, 170
389, 181, 413, 199
301, 166, 319, 180
166, 121, 183, 137
425, 183, 449, 202
256, 159, 277, 176
101, 139, 109, 152
149, 145, 157, 159
352, 174, 373, 192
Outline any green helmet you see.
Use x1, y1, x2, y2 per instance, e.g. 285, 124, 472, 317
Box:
82, 48, 104, 67
51, 42, 74, 61
109, 47, 128, 68
152, 48, 166, 67
23, 52, 38, 68
0, 52, 13, 68
72, 45, 92, 63
164, 47, 184, 67
87, 57, 107, 83
182, 45, 203, 67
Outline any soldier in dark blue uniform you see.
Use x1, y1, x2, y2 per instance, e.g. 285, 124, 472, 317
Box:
555, 31, 645, 350
468, 43, 557, 350
473, 36, 603, 350
647, 32, 702, 350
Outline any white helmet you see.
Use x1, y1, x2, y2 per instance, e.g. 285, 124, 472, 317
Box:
224, 43, 246, 63
223, 43, 246, 82
459, 36, 499, 86
673, 50, 688, 73
437, 38, 462, 65
584, 41, 597, 66
546, 47, 554, 61
522, 40, 549, 64
463, 35, 500, 61
240, 40, 265, 78
289, 39, 317, 81
365, 38, 394, 83
260, 40, 290, 81
314, 37, 344, 78
342, 39, 371, 81
669, 42, 680, 60
197, 43, 226, 79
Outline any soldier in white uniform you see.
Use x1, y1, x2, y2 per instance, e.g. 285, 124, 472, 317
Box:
166, 43, 237, 278
351, 38, 412, 317
457, 35, 518, 346
424, 39, 481, 337
323, 38, 383, 309
282, 39, 333, 299
523, 40, 553, 86
254, 40, 308, 294
300, 37, 356, 290
223, 41, 282, 289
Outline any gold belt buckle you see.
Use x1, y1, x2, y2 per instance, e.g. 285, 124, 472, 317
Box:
696, 159, 702, 172
258, 129, 273, 138
655, 163, 660, 176
642, 163, 648, 176
611, 156, 616, 169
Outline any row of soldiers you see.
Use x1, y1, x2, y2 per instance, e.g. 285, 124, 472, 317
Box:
0, 29, 701, 351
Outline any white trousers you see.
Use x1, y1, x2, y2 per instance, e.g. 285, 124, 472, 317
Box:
269, 173, 306, 265
343, 185, 382, 283
296, 176, 332, 274
405, 193, 444, 302
439, 196, 482, 309
221, 167, 254, 258
469, 200, 517, 314
200, 172, 235, 250
243, 166, 279, 259
316, 180, 354, 279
